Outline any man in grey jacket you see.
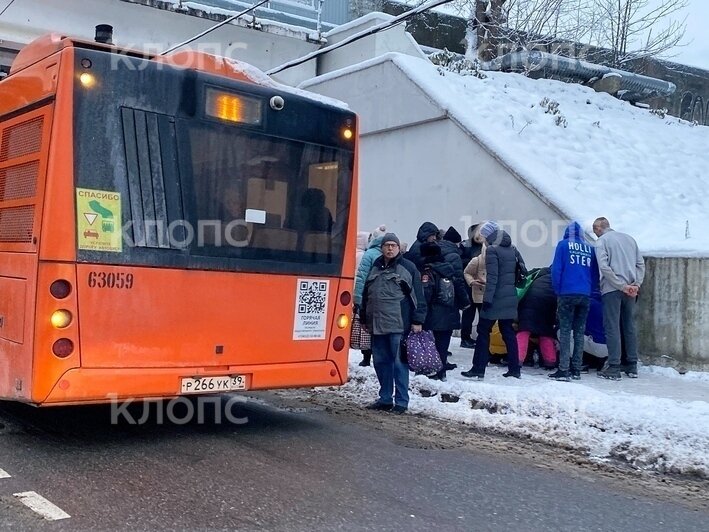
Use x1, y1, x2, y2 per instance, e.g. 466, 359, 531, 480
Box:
361, 233, 427, 413
593, 217, 645, 380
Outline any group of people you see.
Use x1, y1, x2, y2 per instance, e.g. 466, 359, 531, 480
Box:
353, 217, 646, 414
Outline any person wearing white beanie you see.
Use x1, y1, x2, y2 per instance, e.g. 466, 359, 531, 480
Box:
370, 224, 387, 241
478, 220, 500, 240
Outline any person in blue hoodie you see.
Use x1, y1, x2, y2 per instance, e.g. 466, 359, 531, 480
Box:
550, 221, 599, 381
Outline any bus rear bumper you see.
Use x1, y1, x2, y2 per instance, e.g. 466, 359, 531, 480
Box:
39, 360, 346, 406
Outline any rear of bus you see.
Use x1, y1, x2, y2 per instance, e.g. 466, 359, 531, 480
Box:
0, 35, 357, 406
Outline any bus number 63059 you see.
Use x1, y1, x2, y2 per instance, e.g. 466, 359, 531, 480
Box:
87, 271, 135, 289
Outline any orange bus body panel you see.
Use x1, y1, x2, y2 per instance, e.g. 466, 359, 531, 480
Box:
31, 262, 81, 403
0, 56, 60, 118
154, 51, 255, 83
41, 361, 343, 405
74, 267, 343, 368
0, 55, 56, 401
39, 48, 77, 263
0, 253, 36, 400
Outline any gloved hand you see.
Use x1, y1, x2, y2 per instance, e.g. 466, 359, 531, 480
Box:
482, 301, 492, 311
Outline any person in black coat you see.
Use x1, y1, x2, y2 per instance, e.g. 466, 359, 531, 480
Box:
405, 222, 465, 275
516, 267, 558, 369
462, 221, 527, 379
419, 242, 470, 380
404, 221, 439, 269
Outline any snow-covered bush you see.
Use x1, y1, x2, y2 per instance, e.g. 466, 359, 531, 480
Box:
429, 48, 487, 79
539, 97, 568, 127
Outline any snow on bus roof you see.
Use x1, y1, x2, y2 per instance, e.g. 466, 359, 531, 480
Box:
306, 53, 709, 256
221, 57, 349, 109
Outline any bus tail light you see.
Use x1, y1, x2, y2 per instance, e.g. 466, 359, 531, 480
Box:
339, 291, 351, 306
50, 279, 72, 299
50, 310, 73, 329
336, 314, 349, 329
332, 337, 345, 351
52, 339, 74, 358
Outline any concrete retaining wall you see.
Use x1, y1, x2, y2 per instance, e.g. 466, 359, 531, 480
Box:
637, 257, 709, 371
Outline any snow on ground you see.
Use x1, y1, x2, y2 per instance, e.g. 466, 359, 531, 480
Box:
340, 345, 709, 478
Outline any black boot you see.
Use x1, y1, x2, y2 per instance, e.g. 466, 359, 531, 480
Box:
548, 369, 570, 382
461, 368, 484, 379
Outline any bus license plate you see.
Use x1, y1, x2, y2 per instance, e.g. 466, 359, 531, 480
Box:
180, 375, 247, 394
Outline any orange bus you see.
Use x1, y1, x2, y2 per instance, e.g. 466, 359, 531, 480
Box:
0, 32, 357, 406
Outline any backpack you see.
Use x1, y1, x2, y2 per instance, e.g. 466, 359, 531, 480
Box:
405, 330, 442, 374
423, 266, 455, 307
435, 275, 455, 307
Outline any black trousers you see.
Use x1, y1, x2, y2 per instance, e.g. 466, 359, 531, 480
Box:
433, 330, 453, 378
471, 318, 519, 375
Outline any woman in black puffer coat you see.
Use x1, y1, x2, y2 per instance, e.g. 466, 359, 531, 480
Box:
462, 222, 526, 379
516, 268, 558, 368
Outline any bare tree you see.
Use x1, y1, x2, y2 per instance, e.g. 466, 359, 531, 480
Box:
586, 0, 689, 67
453, 0, 687, 66
456, 0, 598, 60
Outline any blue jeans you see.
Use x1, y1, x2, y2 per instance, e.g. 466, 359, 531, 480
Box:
602, 291, 638, 367
557, 295, 590, 372
371, 333, 409, 408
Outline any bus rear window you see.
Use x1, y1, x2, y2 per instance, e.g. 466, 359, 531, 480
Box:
181, 123, 352, 265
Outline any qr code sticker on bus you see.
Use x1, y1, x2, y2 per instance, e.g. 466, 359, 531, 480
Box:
297, 280, 328, 314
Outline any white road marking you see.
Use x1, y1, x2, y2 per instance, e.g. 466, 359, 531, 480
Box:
0, 468, 10, 479
13, 491, 71, 521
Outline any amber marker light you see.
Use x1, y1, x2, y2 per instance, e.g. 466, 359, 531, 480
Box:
337, 314, 350, 329
343, 128, 353, 140
50, 309, 73, 329
215, 93, 243, 122
79, 72, 96, 88
205, 88, 261, 125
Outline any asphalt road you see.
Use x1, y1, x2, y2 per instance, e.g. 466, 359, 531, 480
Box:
0, 393, 706, 531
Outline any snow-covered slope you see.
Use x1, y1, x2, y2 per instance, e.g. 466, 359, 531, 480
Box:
313, 53, 709, 256
395, 53, 709, 255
